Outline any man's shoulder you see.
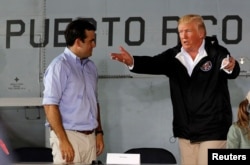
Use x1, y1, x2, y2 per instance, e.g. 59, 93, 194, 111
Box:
205, 36, 229, 55
166, 43, 181, 55
205, 36, 219, 45
46, 53, 72, 73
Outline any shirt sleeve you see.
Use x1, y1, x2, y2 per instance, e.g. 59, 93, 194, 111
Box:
43, 61, 68, 105
226, 124, 240, 148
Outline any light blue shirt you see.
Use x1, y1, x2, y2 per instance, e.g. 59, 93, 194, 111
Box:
43, 47, 98, 130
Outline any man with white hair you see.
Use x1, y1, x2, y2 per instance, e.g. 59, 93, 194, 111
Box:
111, 14, 240, 165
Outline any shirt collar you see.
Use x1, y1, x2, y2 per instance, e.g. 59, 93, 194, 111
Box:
176, 39, 206, 60
64, 47, 89, 65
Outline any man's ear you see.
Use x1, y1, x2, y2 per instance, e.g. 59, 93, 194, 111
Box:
75, 38, 82, 47
199, 30, 205, 39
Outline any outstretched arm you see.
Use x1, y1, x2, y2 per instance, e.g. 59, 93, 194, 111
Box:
110, 46, 134, 67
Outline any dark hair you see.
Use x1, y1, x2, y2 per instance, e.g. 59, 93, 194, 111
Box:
64, 18, 96, 46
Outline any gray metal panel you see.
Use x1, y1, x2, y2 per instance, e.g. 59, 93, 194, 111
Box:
0, 1, 249, 164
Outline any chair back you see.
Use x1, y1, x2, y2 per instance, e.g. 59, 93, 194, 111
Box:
13, 147, 53, 162
125, 147, 176, 164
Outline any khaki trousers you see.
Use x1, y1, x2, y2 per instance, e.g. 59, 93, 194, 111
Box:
50, 130, 96, 164
178, 138, 226, 165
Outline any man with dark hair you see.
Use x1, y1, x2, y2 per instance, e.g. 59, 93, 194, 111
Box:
43, 18, 104, 164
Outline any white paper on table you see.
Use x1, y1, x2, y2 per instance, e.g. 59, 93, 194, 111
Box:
106, 153, 140, 164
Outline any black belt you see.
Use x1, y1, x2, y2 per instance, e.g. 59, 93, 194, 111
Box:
75, 130, 94, 135
51, 129, 94, 135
